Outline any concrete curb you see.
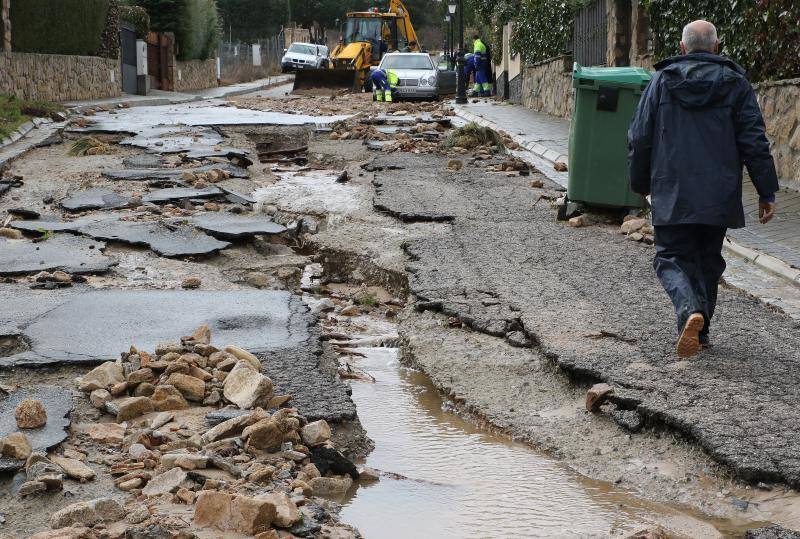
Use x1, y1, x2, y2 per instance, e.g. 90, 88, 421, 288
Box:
0, 118, 53, 151
65, 75, 294, 114
723, 239, 800, 285
453, 105, 570, 165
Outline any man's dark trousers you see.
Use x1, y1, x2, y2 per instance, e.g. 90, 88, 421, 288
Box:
653, 225, 727, 338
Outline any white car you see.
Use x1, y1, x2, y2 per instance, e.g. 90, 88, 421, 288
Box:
281, 43, 329, 72
376, 53, 440, 100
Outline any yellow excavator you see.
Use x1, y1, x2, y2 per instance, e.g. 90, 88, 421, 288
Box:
293, 0, 420, 93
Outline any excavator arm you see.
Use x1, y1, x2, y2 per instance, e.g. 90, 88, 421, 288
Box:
389, 0, 419, 49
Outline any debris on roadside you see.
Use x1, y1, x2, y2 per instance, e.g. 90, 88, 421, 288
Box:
569, 214, 593, 228
442, 122, 505, 152
586, 383, 614, 412
38, 326, 364, 537
68, 136, 114, 157
619, 216, 654, 245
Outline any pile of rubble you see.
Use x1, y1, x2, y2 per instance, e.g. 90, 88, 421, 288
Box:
619, 216, 654, 245
3, 327, 367, 538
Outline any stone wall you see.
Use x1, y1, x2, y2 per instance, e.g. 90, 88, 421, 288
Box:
509, 74, 523, 105
0, 52, 120, 101
173, 59, 217, 92
521, 55, 573, 119
756, 79, 800, 188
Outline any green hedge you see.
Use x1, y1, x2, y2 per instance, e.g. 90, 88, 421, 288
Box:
10, 0, 111, 56
133, 0, 219, 60
644, 0, 800, 82
121, 4, 151, 39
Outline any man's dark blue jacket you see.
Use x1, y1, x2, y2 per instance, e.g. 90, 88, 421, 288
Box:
628, 52, 778, 229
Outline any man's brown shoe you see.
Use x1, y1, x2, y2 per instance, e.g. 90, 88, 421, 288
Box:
677, 313, 705, 358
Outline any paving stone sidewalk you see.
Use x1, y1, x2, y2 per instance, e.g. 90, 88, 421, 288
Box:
456, 100, 800, 318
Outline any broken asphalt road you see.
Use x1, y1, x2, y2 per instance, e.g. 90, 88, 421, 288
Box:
372, 152, 800, 488
0, 287, 355, 422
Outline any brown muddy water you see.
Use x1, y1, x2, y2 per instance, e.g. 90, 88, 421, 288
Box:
333, 317, 746, 538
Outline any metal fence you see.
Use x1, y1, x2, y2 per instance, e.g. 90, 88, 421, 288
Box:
218, 32, 285, 83
572, 0, 608, 67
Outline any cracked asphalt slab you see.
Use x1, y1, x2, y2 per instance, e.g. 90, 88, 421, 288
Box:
0, 287, 356, 422
0, 235, 115, 275
373, 153, 800, 488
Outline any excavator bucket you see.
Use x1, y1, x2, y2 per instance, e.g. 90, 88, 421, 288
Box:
292, 68, 361, 94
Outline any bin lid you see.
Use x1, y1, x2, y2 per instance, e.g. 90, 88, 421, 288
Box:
573, 63, 651, 87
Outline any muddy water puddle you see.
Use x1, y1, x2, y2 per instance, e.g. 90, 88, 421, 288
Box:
332, 316, 739, 538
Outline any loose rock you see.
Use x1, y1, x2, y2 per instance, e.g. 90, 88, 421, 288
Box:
1, 432, 32, 459
301, 420, 331, 447
586, 383, 614, 412
223, 361, 274, 409
15, 399, 48, 429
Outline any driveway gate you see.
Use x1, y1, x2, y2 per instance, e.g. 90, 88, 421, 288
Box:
120, 23, 137, 94
572, 0, 608, 67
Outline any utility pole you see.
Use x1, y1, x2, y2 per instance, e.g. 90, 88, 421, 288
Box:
2, 0, 11, 53
453, 0, 467, 104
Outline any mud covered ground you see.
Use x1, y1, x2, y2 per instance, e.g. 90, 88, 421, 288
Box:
239, 91, 800, 536
1, 86, 799, 537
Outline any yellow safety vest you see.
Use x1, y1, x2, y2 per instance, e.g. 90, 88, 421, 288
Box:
387, 69, 399, 88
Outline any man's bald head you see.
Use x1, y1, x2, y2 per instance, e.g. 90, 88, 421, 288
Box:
681, 20, 719, 54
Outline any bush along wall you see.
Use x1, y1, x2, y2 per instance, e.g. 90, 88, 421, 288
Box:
644, 0, 800, 82
121, 4, 152, 39
10, 0, 112, 57
133, 0, 220, 60
98, 0, 122, 59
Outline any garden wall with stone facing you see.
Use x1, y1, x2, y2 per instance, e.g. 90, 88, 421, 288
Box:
756, 79, 800, 189
0, 52, 120, 101
173, 59, 217, 92
521, 55, 573, 119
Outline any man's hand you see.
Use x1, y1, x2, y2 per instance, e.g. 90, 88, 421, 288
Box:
759, 201, 776, 224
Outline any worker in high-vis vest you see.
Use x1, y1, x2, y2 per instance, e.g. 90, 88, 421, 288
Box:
371, 68, 399, 102
472, 34, 492, 96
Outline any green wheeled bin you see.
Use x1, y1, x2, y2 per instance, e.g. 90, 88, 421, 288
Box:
566, 63, 652, 212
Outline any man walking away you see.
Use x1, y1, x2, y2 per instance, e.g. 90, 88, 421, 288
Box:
628, 20, 778, 358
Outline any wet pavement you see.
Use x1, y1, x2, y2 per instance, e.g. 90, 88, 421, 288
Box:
0, 289, 307, 366
0, 235, 114, 275
371, 152, 800, 488
336, 315, 736, 538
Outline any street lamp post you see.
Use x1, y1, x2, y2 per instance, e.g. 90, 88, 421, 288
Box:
449, 0, 466, 104
445, 15, 453, 69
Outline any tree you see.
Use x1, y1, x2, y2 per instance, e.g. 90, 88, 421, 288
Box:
216, 0, 288, 42
131, 0, 220, 60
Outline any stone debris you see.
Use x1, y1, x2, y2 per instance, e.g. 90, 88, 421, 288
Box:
569, 214, 592, 228
15, 399, 47, 429
0, 227, 23, 239
1, 432, 32, 460
586, 383, 615, 412
43, 326, 363, 537
619, 217, 654, 245
48, 497, 125, 529
50, 456, 95, 482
